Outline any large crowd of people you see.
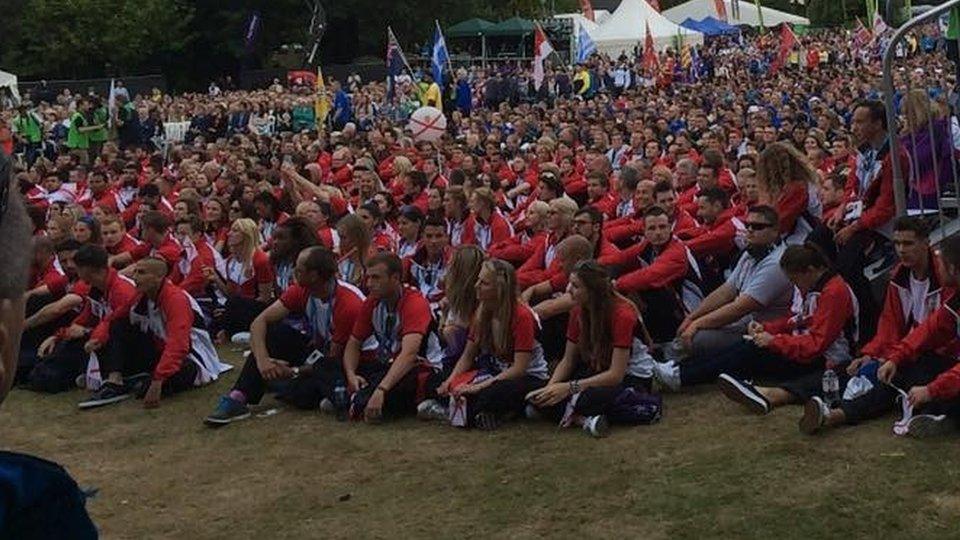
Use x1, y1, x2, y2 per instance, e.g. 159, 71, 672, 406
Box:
2, 24, 960, 439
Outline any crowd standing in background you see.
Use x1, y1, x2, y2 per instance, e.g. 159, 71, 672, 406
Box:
2, 25, 960, 438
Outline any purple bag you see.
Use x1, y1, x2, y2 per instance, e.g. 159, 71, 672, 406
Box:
608, 387, 663, 425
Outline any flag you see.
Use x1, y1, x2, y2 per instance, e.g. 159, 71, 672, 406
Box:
872, 9, 890, 38
853, 17, 872, 47
576, 24, 596, 63
387, 26, 412, 98
315, 66, 329, 128
533, 23, 555, 91
756, 0, 765, 30
243, 12, 261, 52
648, 0, 661, 11
681, 45, 692, 70
642, 21, 658, 73
715, 0, 728, 22
580, 0, 595, 22
107, 78, 116, 129
432, 21, 449, 87
691, 46, 704, 81
772, 22, 798, 73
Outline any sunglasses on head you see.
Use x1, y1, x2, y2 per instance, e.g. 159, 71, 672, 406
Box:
744, 221, 774, 231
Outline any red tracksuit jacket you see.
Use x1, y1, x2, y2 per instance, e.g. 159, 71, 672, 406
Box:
886, 293, 960, 401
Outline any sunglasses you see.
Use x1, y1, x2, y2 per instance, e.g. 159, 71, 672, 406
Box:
744, 221, 774, 231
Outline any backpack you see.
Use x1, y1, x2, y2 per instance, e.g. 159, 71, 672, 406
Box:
0, 451, 97, 539
607, 387, 663, 426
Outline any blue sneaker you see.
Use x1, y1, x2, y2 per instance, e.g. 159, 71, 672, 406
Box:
204, 396, 251, 427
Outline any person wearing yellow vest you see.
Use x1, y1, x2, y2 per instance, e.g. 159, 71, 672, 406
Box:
573, 65, 591, 98
422, 72, 443, 112
12, 104, 43, 166
66, 98, 99, 163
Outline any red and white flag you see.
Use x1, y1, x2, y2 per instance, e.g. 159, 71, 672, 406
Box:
642, 21, 658, 72
772, 22, 798, 73
853, 17, 871, 47
872, 10, 889, 40
533, 24, 554, 91
647, 0, 661, 11
580, 0, 595, 21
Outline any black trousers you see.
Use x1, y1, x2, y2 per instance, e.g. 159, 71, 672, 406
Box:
679, 341, 820, 387
841, 355, 960, 425
26, 339, 88, 393
808, 225, 882, 340
18, 294, 73, 383
541, 370, 652, 420
351, 361, 445, 420
98, 319, 198, 396
219, 296, 269, 336
636, 289, 685, 344
231, 322, 313, 405
539, 312, 569, 364
466, 376, 545, 422
776, 369, 851, 403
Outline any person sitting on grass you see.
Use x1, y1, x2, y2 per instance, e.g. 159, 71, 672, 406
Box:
432, 259, 548, 429
28, 245, 138, 393
343, 252, 443, 423
527, 260, 657, 438
205, 246, 370, 426
79, 257, 228, 409
714, 244, 859, 416
657, 244, 857, 396
797, 234, 960, 438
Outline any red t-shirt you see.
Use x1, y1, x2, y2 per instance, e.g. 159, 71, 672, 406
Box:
467, 302, 537, 358
351, 287, 431, 358
566, 298, 638, 350
280, 280, 366, 347
223, 250, 275, 299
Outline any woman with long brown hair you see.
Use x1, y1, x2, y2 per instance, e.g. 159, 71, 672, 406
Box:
434, 259, 548, 429
527, 260, 657, 437
438, 244, 485, 363
755, 141, 823, 245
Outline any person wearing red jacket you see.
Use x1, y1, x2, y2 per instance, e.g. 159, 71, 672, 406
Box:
328, 148, 354, 191
814, 100, 908, 340
27, 245, 138, 393
585, 170, 618, 219
401, 170, 431, 214
489, 200, 550, 266
83, 170, 125, 214
818, 170, 847, 226
102, 215, 143, 267
461, 187, 513, 251
684, 188, 743, 293
756, 142, 823, 245
711, 245, 858, 415
611, 206, 704, 342
798, 226, 960, 437
79, 257, 227, 410
205, 247, 369, 425
173, 217, 221, 302
118, 211, 183, 279
605, 181, 698, 247
517, 198, 577, 289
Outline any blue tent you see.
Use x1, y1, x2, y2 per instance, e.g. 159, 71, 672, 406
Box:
699, 16, 741, 36
680, 18, 708, 33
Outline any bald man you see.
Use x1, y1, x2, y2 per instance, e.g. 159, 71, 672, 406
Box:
79, 257, 228, 409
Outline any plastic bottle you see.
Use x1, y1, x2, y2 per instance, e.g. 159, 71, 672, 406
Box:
333, 385, 349, 422
822, 369, 840, 407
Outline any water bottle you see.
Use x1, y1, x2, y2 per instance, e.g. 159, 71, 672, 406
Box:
333, 385, 349, 422
822, 369, 840, 407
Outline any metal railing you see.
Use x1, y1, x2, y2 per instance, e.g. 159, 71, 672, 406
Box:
882, 0, 960, 244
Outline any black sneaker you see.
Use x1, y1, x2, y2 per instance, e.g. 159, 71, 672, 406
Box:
78, 382, 132, 410
906, 414, 951, 439
474, 411, 501, 431
717, 373, 770, 415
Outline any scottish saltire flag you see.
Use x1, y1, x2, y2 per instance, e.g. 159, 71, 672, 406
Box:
387, 26, 411, 98
432, 21, 449, 87
577, 24, 596, 63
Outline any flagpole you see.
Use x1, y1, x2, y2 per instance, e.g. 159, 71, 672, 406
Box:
389, 26, 416, 80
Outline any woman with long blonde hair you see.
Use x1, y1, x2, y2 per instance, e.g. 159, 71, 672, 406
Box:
208, 217, 275, 339
901, 88, 952, 211
434, 259, 548, 430
755, 141, 823, 245
440, 244, 485, 357
528, 261, 657, 437
336, 213, 371, 290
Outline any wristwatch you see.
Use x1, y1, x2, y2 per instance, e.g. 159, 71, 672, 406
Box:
291, 366, 301, 379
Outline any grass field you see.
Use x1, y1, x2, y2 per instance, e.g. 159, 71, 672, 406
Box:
3, 348, 960, 539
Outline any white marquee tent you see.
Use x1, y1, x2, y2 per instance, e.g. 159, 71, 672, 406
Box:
590, 0, 703, 56
554, 10, 612, 33
663, 0, 809, 28
0, 70, 20, 106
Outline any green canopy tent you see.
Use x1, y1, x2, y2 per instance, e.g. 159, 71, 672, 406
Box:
446, 18, 497, 66
486, 17, 536, 59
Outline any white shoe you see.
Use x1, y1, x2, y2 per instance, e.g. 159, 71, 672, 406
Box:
906, 414, 951, 438
416, 399, 448, 422
652, 361, 681, 392
799, 396, 830, 435
582, 415, 610, 438
319, 398, 335, 414
230, 332, 251, 345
